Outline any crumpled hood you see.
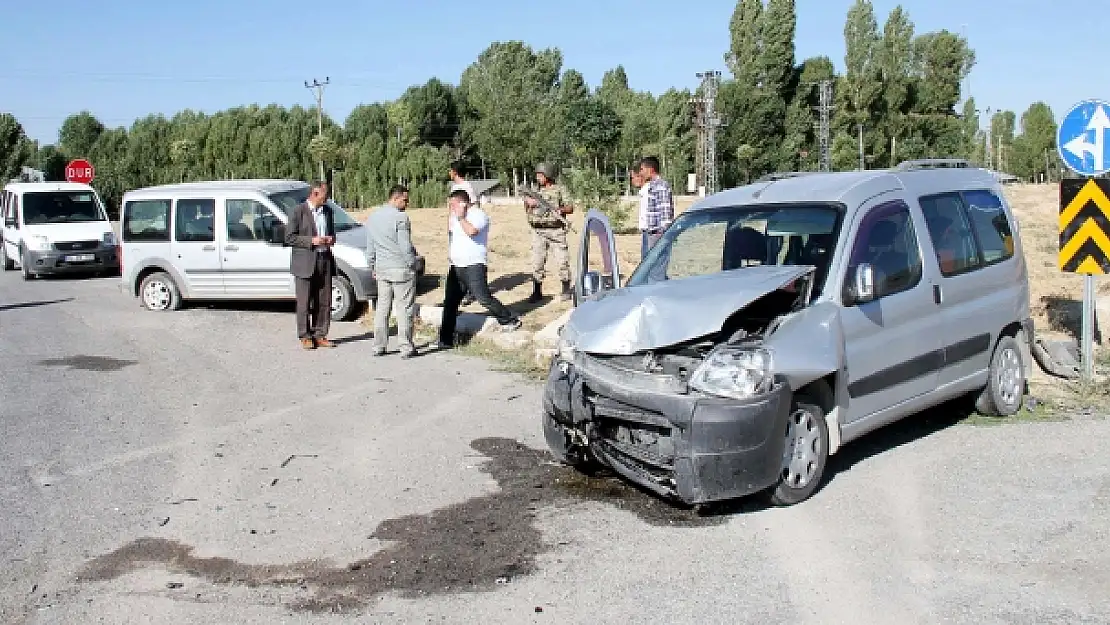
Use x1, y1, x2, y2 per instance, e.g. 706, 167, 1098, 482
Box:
562, 265, 813, 355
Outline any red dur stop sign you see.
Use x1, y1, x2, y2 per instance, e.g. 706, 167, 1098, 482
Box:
65, 159, 95, 184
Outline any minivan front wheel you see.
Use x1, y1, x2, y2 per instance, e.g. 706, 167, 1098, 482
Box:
331, 274, 357, 322
20, 249, 35, 281
767, 394, 829, 507
140, 271, 181, 312
975, 335, 1025, 417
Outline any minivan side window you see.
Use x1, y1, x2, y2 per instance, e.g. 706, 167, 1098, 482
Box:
920, 190, 1013, 276
919, 193, 982, 276
225, 199, 273, 241
843, 200, 923, 304
122, 199, 171, 241
962, 190, 1014, 264
175, 198, 216, 242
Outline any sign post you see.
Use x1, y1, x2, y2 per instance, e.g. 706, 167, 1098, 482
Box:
64, 159, 95, 185
1057, 99, 1110, 379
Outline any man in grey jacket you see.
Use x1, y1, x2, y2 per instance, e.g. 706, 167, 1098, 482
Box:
365, 185, 420, 358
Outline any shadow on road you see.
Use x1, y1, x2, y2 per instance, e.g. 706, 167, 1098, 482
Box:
0, 297, 74, 312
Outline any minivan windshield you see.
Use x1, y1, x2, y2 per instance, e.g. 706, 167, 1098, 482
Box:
267, 188, 361, 232
627, 203, 844, 296
22, 191, 107, 225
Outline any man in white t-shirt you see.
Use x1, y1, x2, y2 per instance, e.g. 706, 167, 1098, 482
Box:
448, 161, 479, 306
437, 189, 522, 348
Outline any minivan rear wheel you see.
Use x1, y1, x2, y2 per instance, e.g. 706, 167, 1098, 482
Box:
767, 393, 828, 507
140, 271, 181, 312
975, 335, 1025, 417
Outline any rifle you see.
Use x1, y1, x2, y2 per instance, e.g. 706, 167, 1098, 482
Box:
519, 186, 575, 232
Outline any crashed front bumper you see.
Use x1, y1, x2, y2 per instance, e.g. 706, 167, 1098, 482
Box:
542, 351, 792, 505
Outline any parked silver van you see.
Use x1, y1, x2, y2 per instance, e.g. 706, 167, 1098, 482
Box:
118, 179, 423, 321
543, 161, 1031, 507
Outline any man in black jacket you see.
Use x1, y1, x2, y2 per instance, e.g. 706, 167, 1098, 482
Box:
284, 180, 337, 350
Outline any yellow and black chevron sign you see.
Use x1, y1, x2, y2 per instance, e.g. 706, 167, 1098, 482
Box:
1060, 178, 1110, 274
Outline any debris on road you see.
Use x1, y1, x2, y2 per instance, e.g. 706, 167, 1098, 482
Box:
158, 517, 170, 527
280, 453, 318, 468
166, 582, 183, 589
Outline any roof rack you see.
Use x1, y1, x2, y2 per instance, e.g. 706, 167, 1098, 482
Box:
894, 158, 973, 171
754, 171, 820, 183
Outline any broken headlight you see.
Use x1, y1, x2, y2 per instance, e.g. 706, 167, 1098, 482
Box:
689, 347, 772, 400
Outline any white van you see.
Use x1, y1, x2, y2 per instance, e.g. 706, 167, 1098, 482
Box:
1, 182, 119, 279
118, 179, 422, 321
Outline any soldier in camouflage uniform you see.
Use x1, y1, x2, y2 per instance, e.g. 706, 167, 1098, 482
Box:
524, 162, 574, 302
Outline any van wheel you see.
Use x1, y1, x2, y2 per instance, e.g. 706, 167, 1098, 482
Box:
975, 335, 1025, 417
767, 393, 829, 506
140, 271, 181, 312
20, 249, 35, 281
331, 274, 357, 322
1, 243, 13, 271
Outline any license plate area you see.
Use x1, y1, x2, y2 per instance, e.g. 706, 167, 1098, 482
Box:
65, 254, 95, 262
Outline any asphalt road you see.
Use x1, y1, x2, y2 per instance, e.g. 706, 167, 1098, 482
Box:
2, 271, 1109, 625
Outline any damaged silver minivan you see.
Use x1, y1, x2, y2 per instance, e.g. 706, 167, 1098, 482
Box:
542, 162, 1032, 507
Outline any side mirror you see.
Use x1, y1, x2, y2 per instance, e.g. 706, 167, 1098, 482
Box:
852, 263, 876, 304
582, 270, 602, 297
268, 223, 286, 245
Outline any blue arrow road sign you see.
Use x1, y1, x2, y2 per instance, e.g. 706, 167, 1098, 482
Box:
1058, 99, 1110, 177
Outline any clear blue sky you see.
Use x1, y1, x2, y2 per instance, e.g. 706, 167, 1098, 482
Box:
3, 0, 1102, 145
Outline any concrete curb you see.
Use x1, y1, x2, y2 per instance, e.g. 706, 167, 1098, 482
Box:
414, 303, 570, 362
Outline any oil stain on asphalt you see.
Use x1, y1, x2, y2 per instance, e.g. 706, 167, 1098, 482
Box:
77, 437, 744, 613
38, 355, 137, 372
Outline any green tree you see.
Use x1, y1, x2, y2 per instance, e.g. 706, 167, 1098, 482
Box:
840, 0, 883, 167
878, 5, 915, 166
1011, 102, 1057, 181
0, 114, 34, 182
566, 98, 622, 171
34, 144, 68, 181
58, 111, 105, 159
459, 41, 562, 188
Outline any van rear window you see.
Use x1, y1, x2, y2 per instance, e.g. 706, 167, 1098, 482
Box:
123, 199, 171, 241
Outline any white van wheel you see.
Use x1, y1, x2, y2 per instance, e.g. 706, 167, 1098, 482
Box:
1, 242, 13, 271
140, 272, 181, 312
20, 249, 35, 281
331, 274, 356, 322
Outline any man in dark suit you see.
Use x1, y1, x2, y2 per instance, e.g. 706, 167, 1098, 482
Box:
284, 180, 337, 350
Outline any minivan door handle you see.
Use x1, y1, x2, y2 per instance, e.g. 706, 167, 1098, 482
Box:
224, 245, 239, 251
933, 284, 943, 305
202, 244, 216, 251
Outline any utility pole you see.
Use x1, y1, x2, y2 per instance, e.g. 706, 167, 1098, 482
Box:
983, 106, 993, 170
304, 77, 330, 180
815, 79, 834, 172
857, 124, 865, 171
692, 70, 725, 194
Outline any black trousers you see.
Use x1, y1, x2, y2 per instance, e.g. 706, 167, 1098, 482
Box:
295, 252, 333, 339
439, 264, 518, 345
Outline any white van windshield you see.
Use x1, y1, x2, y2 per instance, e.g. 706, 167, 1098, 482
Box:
23, 191, 107, 225
267, 188, 361, 232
